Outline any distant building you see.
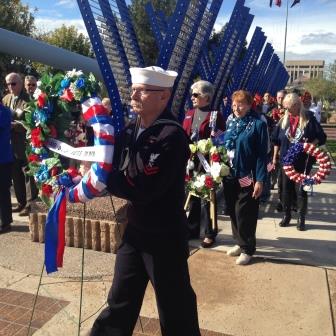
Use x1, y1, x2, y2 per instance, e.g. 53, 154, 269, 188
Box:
285, 60, 324, 85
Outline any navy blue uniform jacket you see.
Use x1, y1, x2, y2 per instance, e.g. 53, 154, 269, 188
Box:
107, 111, 190, 252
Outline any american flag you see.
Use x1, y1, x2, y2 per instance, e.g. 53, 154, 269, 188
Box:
211, 129, 225, 138
267, 162, 274, 172
238, 175, 253, 188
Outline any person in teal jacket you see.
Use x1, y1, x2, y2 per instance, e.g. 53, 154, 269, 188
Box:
223, 90, 268, 265
0, 103, 13, 233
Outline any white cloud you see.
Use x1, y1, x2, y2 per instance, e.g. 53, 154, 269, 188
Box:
55, 0, 77, 9
35, 18, 87, 35
301, 33, 336, 45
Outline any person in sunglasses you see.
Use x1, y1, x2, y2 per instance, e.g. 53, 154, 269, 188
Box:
24, 75, 38, 98
2, 73, 37, 216
182, 80, 225, 248
272, 93, 326, 231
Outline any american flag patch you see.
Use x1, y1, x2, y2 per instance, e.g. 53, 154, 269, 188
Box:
238, 175, 253, 188
267, 162, 273, 172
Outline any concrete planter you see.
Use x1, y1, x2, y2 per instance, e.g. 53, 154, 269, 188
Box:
29, 197, 128, 253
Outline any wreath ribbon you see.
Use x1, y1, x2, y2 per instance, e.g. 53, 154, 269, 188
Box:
45, 96, 114, 273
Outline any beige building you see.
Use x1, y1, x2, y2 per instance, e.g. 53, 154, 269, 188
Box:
285, 60, 324, 85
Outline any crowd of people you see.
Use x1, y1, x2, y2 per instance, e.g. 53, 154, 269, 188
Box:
0, 66, 329, 335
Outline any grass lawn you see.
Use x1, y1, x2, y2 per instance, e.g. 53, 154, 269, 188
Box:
326, 139, 336, 163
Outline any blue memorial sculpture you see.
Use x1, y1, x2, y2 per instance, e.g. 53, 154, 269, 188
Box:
222, 27, 266, 117
78, 0, 289, 126
77, 0, 144, 133
246, 42, 274, 95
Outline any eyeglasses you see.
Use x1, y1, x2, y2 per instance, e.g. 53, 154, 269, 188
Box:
6, 82, 17, 87
131, 88, 164, 96
191, 93, 202, 98
27, 83, 36, 87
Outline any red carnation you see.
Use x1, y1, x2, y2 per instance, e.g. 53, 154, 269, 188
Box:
41, 184, 53, 196
50, 167, 58, 176
205, 175, 214, 189
185, 175, 191, 182
60, 88, 74, 102
211, 153, 221, 163
49, 125, 57, 138
37, 93, 47, 109
31, 128, 44, 147
28, 153, 40, 162
67, 167, 80, 178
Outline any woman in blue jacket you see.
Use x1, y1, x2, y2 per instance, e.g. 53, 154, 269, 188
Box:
0, 103, 13, 234
223, 90, 268, 265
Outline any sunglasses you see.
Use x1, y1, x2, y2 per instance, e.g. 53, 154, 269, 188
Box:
191, 93, 202, 98
6, 82, 17, 87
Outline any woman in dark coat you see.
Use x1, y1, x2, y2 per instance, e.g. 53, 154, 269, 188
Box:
182, 80, 225, 248
272, 93, 326, 231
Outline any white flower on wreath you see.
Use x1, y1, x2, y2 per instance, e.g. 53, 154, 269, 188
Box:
210, 162, 222, 182
66, 69, 83, 78
197, 139, 212, 154
194, 174, 206, 191
33, 87, 42, 100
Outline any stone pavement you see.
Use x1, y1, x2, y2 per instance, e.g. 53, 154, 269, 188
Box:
0, 168, 335, 335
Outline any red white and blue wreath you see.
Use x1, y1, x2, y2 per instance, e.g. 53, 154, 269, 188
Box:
283, 142, 331, 189
23, 69, 114, 273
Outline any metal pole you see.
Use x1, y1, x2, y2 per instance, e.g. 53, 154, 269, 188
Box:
283, 0, 289, 64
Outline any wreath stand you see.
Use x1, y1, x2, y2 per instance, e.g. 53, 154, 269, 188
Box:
184, 190, 218, 232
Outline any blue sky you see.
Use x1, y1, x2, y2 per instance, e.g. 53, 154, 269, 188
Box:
23, 0, 336, 65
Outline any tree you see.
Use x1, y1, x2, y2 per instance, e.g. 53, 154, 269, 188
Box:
304, 77, 336, 103
326, 60, 336, 83
33, 25, 94, 75
0, 0, 36, 95
129, 0, 177, 65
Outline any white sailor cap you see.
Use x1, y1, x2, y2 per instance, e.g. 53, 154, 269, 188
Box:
130, 66, 178, 88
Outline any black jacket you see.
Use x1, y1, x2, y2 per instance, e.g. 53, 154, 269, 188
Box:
107, 111, 190, 252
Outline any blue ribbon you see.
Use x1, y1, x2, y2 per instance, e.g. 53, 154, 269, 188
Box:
45, 188, 66, 274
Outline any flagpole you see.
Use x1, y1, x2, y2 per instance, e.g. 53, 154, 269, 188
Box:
283, 0, 289, 64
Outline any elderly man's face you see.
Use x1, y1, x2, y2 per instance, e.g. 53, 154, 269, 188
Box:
130, 84, 166, 116
6, 75, 22, 96
276, 93, 285, 106
25, 78, 37, 95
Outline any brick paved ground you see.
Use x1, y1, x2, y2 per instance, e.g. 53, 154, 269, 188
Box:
0, 288, 69, 336
132, 316, 232, 336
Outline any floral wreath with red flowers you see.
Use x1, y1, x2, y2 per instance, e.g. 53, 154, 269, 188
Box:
185, 138, 230, 199
283, 142, 331, 189
23, 70, 101, 206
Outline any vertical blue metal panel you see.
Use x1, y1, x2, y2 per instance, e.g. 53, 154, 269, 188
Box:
77, 0, 124, 133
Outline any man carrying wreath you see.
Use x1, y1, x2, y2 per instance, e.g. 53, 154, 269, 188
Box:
90, 66, 200, 336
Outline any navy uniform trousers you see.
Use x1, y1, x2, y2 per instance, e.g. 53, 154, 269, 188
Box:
223, 177, 259, 256
90, 242, 200, 336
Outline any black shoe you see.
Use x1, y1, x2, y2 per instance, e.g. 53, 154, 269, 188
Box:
297, 217, 306, 231
276, 202, 283, 212
279, 214, 291, 227
0, 225, 11, 234
18, 206, 30, 217
12, 204, 26, 213
201, 239, 215, 248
